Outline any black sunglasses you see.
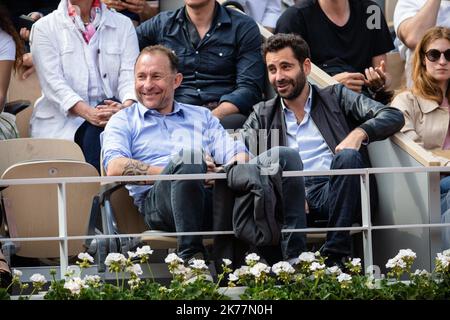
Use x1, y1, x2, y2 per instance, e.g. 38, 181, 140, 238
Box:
425, 49, 450, 62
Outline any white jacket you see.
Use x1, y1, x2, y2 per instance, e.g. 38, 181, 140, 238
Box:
30, 1, 138, 140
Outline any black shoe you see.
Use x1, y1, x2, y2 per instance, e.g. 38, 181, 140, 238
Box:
324, 253, 348, 271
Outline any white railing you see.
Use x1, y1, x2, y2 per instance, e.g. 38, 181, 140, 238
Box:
1, 166, 450, 278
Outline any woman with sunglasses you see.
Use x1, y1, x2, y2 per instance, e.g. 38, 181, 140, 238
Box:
392, 26, 450, 250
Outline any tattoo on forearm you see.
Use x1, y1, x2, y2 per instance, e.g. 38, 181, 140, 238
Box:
122, 160, 150, 184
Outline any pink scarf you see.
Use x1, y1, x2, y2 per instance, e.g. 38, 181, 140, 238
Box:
68, 0, 101, 43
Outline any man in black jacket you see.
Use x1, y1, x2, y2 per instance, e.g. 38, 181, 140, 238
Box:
241, 33, 405, 267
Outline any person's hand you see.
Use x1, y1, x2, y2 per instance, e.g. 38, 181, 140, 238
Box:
20, 53, 35, 79
28, 12, 44, 21
101, 0, 127, 11
95, 100, 126, 122
205, 154, 221, 186
365, 60, 388, 93
335, 128, 368, 153
120, 0, 146, 14
85, 107, 114, 127
333, 72, 366, 93
19, 27, 31, 41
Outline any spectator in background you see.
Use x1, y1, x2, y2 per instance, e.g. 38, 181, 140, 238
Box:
0, 5, 24, 113
235, 0, 281, 32
276, 0, 395, 103
29, 0, 138, 172
391, 26, 450, 249
394, 0, 450, 88
0, 5, 25, 140
136, 0, 265, 129
100, 0, 159, 26
3, 0, 60, 79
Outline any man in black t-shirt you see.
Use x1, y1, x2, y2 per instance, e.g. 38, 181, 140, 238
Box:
276, 0, 394, 102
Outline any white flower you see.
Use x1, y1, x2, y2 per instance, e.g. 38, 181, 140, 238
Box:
189, 259, 208, 270
337, 273, 352, 283
126, 264, 143, 276
104, 253, 127, 266
298, 252, 316, 263
272, 261, 295, 275
326, 266, 342, 276
66, 265, 81, 278
250, 262, 270, 278
233, 266, 250, 277
165, 253, 184, 264
245, 253, 260, 265
128, 278, 141, 289
171, 265, 191, 277
350, 258, 361, 267
398, 249, 416, 259
413, 269, 430, 277
228, 273, 239, 282
222, 258, 232, 266
136, 245, 154, 257
77, 252, 94, 263
309, 262, 325, 272
442, 249, 450, 257
12, 269, 22, 277
128, 251, 139, 259
83, 275, 101, 286
30, 273, 46, 285
386, 256, 406, 269
436, 253, 450, 268
64, 277, 87, 295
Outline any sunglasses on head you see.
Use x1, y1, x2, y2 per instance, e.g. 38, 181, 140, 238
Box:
425, 49, 450, 62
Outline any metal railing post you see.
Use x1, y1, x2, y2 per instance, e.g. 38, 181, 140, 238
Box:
360, 171, 373, 273
57, 182, 68, 278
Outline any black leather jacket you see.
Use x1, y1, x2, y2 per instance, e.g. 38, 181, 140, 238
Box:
240, 84, 405, 164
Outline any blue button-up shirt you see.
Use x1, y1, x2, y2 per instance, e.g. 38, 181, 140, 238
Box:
136, 3, 264, 115
282, 86, 334, 171
101, 101, 247, 209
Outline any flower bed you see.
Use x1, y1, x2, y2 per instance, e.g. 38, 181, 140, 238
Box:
1, 248, 449, 300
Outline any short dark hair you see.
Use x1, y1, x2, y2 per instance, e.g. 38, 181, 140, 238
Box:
137, 45, 179, 72
262, 33, 311, 64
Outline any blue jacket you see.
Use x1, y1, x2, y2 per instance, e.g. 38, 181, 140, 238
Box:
136, 3, 265, 115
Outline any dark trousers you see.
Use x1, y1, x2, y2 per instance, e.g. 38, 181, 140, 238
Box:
74, 98, 120, 173
305, 149, 364, 257
74, 121, 103, 173
143, 149, 213, 260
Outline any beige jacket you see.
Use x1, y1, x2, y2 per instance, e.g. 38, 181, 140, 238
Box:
392, 91, 449, 150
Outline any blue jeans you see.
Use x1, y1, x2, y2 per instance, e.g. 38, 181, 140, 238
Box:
440, 176, 450, 249
305, 149, 365, 257
143, 149, 212, 260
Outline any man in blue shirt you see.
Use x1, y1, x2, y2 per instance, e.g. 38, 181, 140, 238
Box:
102, 45, 306, 263
136, 0, 265, 129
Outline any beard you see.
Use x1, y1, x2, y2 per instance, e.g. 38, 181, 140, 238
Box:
275, 69, 307, 100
